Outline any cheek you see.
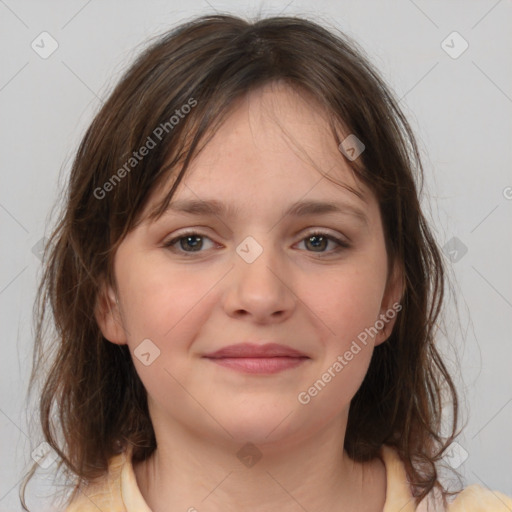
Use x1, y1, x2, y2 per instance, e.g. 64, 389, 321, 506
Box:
300, 268, 384, 402
306, 266, 386, 344
116, 254, 224, 352
114, 258, 213, 402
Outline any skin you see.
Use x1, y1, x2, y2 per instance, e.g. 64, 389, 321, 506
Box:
95, 81, 403, 512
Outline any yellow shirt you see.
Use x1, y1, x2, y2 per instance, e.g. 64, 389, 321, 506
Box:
64, 445, 512, 511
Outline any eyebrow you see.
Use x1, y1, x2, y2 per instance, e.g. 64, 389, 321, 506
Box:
162, 198, 369, 225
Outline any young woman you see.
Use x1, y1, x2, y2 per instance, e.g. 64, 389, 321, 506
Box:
21, 13, 512, 512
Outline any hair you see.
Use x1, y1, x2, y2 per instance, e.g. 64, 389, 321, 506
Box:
21, 12, 461, 510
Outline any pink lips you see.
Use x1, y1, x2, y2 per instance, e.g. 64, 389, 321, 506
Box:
203, 343, 309, 374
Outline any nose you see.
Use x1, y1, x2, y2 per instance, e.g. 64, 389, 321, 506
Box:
221, 239, 296, 324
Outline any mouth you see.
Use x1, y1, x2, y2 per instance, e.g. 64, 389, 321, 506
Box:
202, 342, 310, 374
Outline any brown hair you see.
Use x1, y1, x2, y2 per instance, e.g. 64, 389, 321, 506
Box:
21, 13, 460, 510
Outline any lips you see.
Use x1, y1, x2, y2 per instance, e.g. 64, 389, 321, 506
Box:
203, 342, 308, 359
203, 343, 310, 374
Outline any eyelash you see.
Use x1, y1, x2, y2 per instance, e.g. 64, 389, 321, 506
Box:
162, 229, 351, 257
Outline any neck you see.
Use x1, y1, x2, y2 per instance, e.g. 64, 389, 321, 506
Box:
133, 412, 387, 512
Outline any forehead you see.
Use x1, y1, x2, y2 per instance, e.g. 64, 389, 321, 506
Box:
144, 82, 377, 222
188, 83, 354, 178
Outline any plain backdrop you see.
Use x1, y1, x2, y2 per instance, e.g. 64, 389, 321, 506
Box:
1, 0, 511, 510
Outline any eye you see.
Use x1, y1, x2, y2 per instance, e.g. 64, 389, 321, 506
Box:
296, 231, 350, 255
162, 231, 216, 254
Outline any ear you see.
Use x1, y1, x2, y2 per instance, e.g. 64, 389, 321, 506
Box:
374, 259, 405, 346
94, 280, 128, 345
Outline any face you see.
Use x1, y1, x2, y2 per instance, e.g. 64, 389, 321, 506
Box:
96, 82, 402, 448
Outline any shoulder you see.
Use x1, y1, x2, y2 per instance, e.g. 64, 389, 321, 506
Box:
446, 484, 512, 511
380, 445, 512, 512
63, 450, 128, 512
417, 484, 512, 512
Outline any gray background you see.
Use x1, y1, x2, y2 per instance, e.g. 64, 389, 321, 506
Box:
1, 0, 511, 510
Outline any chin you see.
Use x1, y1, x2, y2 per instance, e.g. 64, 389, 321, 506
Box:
210, 403, 307, 446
